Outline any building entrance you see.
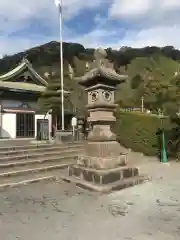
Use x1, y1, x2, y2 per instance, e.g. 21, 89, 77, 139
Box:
16, 113, 35, 138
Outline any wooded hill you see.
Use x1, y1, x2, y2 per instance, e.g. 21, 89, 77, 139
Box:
1, 41, 180, 115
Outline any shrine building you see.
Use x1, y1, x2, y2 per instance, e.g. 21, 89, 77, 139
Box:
0, 58, 55, 139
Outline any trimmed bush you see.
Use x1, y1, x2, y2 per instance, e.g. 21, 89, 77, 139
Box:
114, 110, 173, 156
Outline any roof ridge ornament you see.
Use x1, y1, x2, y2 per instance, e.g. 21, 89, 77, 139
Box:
21, 56, 32, 67
22, 55, 28, 62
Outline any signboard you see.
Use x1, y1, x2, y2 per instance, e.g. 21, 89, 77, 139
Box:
71, 116, 77, 137
1, 100, 36, 109
71, 117, 77, 127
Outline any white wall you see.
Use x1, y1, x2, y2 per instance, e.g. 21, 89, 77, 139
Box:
1, 113, 52, 139
35, 113, 52, 138
2, 113, 16, 138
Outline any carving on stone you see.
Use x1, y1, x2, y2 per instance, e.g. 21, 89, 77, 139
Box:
89, 91, 99, 102
94, 48, 107, 66
87, 48, 114, 70
68, 64, 74, 79
102, 91, 112, 102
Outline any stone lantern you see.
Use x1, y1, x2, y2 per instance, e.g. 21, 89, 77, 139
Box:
63, 48, 149, 192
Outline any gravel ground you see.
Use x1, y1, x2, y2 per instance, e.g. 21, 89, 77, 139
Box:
0, 152, 180, 240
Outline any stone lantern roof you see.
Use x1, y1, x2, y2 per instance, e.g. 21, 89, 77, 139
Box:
75, 48, 128, 88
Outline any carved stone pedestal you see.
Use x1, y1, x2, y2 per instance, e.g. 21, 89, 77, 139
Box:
85, 140, 126, 157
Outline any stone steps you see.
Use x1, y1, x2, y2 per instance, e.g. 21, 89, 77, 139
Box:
0, 162, 70, 189
0, 142, 84, 189
0, 142, 83, 157
0, 155, 77, 172
0, 169, 63, 190
0, 148, 82, 163
0, 163, 69, 180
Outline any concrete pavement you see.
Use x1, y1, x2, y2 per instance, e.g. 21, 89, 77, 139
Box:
0, 152, 180, 240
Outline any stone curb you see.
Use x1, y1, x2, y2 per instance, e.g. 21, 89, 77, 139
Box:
0, 163, 69, 178
60, 175, 151, 193
0, 176, 57, 191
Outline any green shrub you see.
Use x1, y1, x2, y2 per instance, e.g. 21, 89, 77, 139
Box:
114, 110, 173, 156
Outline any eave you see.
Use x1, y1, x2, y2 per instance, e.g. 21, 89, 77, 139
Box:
75, 67, 128, 87
0, 58, 48, 86
0, 81, 45, 93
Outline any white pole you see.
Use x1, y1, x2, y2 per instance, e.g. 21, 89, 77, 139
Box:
0, 101, 2, 138
141, 96, 144, 112
72, 126, 75, 137
56, 0, 64, 131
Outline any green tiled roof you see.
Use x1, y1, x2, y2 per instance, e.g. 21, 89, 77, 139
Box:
0, 81, 70, 94
0, 81, 45, 93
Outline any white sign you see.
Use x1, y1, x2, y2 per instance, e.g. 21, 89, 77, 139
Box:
71, 117, 77, 127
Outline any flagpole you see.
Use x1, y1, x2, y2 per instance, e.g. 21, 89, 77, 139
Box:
56, 0, 64, 131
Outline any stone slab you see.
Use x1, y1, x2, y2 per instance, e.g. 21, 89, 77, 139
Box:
60, 174, 151, 193
69, 165, 139, 184
77, 153, 127, 169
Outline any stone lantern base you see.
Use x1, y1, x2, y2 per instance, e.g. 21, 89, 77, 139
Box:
60, 141, 150, 193
60, 163, 149, 193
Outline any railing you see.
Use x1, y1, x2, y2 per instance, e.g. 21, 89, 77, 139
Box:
119, 108, 148, 112
55, 129, 84, 143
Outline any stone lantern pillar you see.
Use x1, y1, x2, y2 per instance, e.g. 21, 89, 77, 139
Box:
63, 48, 149, 192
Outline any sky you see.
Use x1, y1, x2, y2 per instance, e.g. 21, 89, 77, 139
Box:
0, 0, 180, 56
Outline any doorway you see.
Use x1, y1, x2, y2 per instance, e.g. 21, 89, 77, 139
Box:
16, 113, 35, 138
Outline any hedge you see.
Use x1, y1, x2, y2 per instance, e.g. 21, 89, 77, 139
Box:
114, 110, 174, 156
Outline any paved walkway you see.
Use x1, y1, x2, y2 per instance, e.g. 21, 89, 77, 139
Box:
0, 152, 180, 240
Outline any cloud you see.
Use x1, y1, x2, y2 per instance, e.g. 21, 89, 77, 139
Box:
107, 0, 180, 49
69, 29, 117, 48
0, 35, 54, 56
116, 25, 180, 49
0, 0, 103, 23
0, 0, 105, 35
0, 0, 107, 53
60, 0, 105, 20
109, 0, 152, 20
66, 24, 180, 50
0, 0, 180, 56
109, 0, 180, 25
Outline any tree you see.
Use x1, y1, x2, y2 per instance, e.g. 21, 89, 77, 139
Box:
131, 74, 144, 89
38, 72, 72, 114
130, 74, 175, 112
38, 62, 87, 118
